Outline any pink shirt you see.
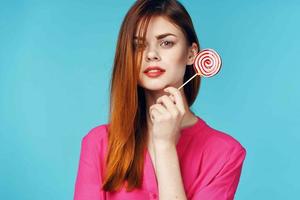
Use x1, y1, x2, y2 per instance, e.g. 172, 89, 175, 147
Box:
74, 116, 246, 200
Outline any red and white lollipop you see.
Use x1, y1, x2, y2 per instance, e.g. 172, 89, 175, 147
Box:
194, 48, 222, 77
178, 48, 222, 90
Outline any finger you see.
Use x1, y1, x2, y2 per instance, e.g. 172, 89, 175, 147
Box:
151, 103, 168, 114
164, 87, 185, 114
169, 95, 176, 103
150, 107, 161, 121
157, 95, 179, 117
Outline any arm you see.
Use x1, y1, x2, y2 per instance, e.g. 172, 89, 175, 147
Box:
149, 87, 189, 200
74, 132, 106, 200
191, 147, 246, 200
153, 143, 187, 200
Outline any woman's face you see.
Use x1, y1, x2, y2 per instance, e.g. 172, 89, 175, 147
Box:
135, 16, 195, 91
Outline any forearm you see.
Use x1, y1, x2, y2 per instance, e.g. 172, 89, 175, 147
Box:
153, 144, 187, 200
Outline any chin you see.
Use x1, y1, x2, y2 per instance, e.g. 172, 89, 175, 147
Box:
144, 86, 165, 91
139, 83, 169, 91
138, 78, 180, 91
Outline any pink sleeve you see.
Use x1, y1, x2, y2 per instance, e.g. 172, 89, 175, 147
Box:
191, 147, 246, 200
74, 130, 106, 200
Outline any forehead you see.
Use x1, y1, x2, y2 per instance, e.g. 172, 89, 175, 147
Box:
135, 16, 184, 38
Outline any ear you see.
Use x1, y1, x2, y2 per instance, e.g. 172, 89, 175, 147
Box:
187, 43, 199, 65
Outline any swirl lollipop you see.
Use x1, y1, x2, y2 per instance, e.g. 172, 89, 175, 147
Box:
178, 48, 222, 90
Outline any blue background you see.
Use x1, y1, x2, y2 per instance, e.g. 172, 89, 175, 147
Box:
0, 0, 299, 199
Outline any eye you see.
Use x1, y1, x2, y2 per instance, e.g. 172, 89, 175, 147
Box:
160, 40, 174, 47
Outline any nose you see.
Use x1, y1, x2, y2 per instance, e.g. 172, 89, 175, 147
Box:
145, 47, 161, 62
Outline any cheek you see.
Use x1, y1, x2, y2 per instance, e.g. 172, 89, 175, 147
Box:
165, 49, 188, 71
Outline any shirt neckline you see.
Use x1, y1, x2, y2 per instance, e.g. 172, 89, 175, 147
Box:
180, 115, 205, 134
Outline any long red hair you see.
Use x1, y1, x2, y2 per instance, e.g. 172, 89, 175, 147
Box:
103, 0, 201, 192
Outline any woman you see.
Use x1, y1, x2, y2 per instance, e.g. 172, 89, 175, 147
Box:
74, 0, 246, 199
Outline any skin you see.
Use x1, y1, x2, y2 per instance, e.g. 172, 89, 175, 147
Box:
135, 16, 199, 200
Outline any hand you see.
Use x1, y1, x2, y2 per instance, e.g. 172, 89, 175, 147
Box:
149, 87, 186, 148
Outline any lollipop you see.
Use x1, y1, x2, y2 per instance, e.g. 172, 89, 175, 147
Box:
178, 48, 222, 90
194, 48, 222, 77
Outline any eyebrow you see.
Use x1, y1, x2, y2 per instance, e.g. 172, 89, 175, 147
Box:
134, 33, 177, 40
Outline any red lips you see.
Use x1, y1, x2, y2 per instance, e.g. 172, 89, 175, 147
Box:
143, 66, 166, 78
143, 66, 166, 73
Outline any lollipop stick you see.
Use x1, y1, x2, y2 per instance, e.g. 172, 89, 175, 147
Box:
177, 73, 198, 91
